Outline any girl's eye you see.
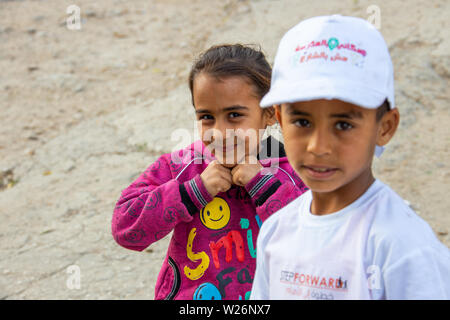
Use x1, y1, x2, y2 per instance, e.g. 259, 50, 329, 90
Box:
335, 121, 353, 131
294, 118, 311, 128
199, 115, 214, 121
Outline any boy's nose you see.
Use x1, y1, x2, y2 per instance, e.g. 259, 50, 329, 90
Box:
306, 128, 332, 157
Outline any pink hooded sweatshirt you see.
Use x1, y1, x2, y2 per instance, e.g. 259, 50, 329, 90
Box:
112, 138, 308, 300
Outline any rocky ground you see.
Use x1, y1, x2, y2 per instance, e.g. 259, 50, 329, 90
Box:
0, 0, 448, 299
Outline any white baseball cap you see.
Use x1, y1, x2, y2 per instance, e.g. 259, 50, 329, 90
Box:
260, 14, 395, 110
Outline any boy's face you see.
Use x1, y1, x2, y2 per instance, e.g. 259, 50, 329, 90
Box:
276, 99, 397, 195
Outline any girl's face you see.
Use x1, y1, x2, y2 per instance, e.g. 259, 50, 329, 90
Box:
193, 73, 273, 167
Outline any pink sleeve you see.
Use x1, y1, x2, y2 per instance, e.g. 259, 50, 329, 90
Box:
244, 164, 308, 222
111, 155, 211, 251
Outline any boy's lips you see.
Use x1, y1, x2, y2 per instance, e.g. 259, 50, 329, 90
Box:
302, 165, 338, 179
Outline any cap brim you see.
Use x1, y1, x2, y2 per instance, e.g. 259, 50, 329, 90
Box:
260, 78, 391, 109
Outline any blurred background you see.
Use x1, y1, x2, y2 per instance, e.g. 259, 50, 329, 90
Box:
0, 0, 448, 299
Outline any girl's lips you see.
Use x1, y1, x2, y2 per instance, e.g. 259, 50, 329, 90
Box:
302, 165, 338, 179
207, 143, 237, 153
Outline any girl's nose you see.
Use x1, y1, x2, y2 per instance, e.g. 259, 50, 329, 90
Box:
214, 121, 235, 144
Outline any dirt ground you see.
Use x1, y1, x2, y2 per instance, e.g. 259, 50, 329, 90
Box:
0, 0, 448, 299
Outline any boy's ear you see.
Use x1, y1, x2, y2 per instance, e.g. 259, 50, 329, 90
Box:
274, 105, 282, 127
376, 108, 400, 146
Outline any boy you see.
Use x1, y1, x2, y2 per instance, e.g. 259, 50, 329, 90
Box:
250, 15, 450, 299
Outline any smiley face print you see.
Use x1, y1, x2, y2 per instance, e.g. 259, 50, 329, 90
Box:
200, 197, 231, 230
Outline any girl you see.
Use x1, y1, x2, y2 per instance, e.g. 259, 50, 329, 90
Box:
111, 44, 308, 300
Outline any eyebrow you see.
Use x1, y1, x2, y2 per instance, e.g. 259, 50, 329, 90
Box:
330, 111, 363, 119
195, 105, 249, 114
287, 107, 363, 119
287, 109, 310, 117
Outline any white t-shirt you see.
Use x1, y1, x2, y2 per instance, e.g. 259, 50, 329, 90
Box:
250, 179, 450, 300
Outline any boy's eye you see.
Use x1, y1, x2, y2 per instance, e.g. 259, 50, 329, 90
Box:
229, 112, 242, 119
335, 121, 353, 131
294, 118, 311, 128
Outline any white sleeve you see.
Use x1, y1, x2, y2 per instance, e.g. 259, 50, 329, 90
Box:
383, 246, 450, 299
250, 224, 271, 300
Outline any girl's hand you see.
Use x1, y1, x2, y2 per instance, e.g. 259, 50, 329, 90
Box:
200, 160, 233, 198
231, 155, 263, 187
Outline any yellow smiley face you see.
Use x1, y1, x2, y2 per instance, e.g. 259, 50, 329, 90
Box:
200, 197, 231, 230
